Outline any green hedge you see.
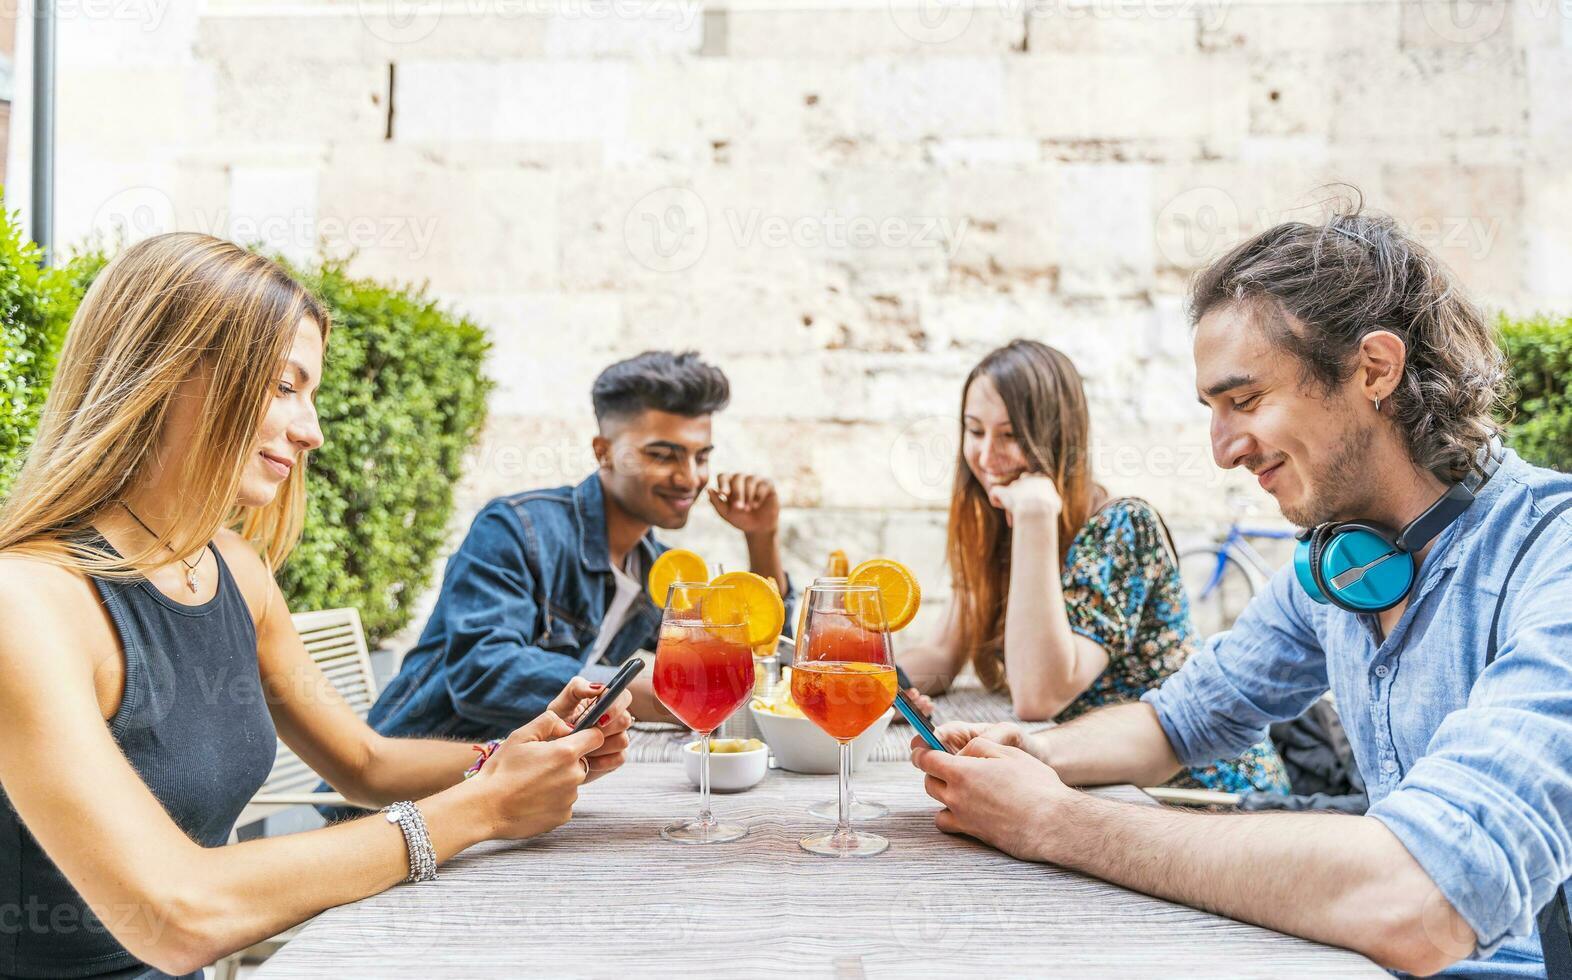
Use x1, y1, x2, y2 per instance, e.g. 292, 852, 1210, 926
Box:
0, 205, 494, 645
275, 261, 494, 643
1499, 314, 1572, 474
0, 208, 83, 498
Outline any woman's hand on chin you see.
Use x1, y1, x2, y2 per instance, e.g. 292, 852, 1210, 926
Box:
987, 474, 1062, 527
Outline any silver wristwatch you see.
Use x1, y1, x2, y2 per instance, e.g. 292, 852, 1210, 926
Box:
383, 800, 437, 883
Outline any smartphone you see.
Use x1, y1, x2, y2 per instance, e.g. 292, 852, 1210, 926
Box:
895, 689, 950, 753
568, 658, 645, 735
893, 664, 934, 725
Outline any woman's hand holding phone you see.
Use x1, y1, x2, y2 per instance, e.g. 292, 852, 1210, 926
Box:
468, 712, 603, 841
548, 674, 635, 782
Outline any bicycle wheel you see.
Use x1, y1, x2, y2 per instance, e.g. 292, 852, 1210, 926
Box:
1179, 547, 1257, 640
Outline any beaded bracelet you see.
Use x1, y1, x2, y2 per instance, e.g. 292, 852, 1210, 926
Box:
382, 800, 437, 883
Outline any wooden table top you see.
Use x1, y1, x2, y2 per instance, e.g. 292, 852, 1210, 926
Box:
256, 763, 1384, 978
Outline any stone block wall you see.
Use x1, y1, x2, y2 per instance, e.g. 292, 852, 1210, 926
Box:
21, 0, 1570, 642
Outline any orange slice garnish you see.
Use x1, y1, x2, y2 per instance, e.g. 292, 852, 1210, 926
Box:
846, 558, 921, 633
648, 548, 709, 608
705, 570, 786, 648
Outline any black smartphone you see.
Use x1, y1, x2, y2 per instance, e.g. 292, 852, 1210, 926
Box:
568, 658, 645, 735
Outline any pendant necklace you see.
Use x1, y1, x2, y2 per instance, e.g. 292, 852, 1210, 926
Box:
120, 503, 201, 593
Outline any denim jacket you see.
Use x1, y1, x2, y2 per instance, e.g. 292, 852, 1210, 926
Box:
368, 474, 793, 742
368, 474, 672, 741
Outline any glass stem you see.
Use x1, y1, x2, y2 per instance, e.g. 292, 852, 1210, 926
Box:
837, 740, 853, 841
699, 732, 714, 828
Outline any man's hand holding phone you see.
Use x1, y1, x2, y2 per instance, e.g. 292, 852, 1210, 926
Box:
928, 721, 1039, 759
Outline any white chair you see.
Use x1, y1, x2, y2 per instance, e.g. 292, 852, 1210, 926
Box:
213, 607, 379, 980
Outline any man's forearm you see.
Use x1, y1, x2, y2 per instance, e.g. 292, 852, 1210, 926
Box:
1032, 701, 1184, 787
745, 529, 787, 595
1033, 793, 1472, 974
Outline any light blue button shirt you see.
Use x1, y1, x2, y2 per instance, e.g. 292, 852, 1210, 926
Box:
1143, 450, 1572, 978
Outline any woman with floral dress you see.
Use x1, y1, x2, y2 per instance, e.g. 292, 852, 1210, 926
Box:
898, 339, 1287, 794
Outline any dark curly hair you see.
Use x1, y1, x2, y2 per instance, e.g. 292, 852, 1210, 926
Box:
591, 350, 730, 425
1189, 206, 1506, 481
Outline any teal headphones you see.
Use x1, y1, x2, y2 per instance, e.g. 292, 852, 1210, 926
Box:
1293, 438, 1504, 613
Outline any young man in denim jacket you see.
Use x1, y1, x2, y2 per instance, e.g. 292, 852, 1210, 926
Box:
368, 351, 790, 739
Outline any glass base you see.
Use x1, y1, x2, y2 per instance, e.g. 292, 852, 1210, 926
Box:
800, 828, 888, 857
661, 818, 747, 844
808, 798, 888, 821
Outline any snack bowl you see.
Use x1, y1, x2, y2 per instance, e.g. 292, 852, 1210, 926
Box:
749, 703, 894, 775
683, 737, 768, 792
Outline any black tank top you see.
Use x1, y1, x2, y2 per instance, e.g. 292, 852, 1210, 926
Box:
0, 540, 277, 979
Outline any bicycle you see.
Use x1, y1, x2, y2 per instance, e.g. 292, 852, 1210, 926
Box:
1179, 521, 1299, 640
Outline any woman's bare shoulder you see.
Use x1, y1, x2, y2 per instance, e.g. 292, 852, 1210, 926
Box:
0, 554, 108, 671
0, 552, 100, 611
210, 528, 278, 622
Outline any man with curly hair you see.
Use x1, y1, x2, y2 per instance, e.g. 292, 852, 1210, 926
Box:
917, 210, 1572, 978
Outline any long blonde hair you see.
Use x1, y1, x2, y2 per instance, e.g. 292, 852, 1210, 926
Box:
946, 340, 1097, 692
0, 232, 329, 577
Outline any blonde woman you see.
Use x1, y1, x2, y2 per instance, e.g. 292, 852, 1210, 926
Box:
0, 233, 631, 979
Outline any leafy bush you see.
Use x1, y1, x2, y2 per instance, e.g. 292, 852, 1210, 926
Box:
2, 221, 493, 645
1499, 314, 1572, 474
276, 261, 494, 643
0, 204, 84, 497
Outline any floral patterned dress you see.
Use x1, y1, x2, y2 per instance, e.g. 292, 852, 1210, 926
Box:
1055, 497, 1290, 795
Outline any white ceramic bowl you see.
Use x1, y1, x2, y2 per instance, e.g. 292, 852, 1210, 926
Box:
749, 705, 894, 774
683, 740, 768, 792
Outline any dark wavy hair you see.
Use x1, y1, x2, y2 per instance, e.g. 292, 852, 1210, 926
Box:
591, 350, 730, 425
1189, 206, 1506, 481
